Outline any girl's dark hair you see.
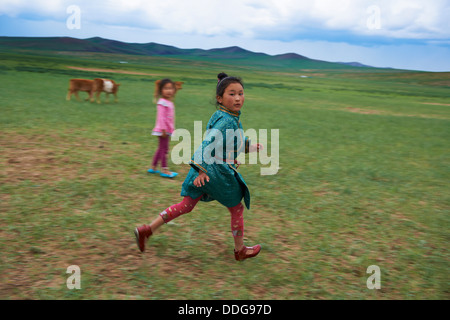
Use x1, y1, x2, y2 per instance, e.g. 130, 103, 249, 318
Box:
157, 78, 176, 97
215, 72, 244, 106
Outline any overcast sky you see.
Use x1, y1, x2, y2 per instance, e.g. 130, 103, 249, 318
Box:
1, 0, 449, 71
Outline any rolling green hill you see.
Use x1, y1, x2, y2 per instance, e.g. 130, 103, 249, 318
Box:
0, 36, 372, 71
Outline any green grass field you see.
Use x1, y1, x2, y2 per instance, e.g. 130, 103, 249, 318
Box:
0, 49, 449, 299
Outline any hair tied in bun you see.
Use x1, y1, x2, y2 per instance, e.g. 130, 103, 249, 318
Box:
217, 72, 228, 84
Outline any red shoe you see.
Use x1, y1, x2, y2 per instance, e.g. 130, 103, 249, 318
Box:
234, 244, 261, 261
134, 225, 152, 252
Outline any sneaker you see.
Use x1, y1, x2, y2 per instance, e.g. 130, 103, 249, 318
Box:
134, 225, 153, 252
234, 244, 261, 261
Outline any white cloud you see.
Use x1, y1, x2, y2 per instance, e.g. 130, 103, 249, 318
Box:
0, 0, 67, 18
1, 0, 449, 41
354, 0, 450, 40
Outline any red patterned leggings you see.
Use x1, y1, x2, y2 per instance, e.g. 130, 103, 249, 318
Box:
159, 196, 245, 237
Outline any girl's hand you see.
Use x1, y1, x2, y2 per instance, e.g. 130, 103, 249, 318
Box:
194, 171, 210, 187
249, 143, 263, 153
161, 130, 167, 138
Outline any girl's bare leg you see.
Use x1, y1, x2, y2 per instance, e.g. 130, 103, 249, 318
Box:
149, 215, 164, 233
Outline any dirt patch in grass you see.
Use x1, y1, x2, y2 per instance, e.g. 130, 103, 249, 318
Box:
345, 107, 383, 115
66, 66, 160, 76
0, 132, 119, 185
339, 106, 448, 119
0, 232, 149, 298
1, 133, 80, 184
421, 102, 450, 106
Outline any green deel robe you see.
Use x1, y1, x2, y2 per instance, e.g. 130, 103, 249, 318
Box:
181, 105, 251, 209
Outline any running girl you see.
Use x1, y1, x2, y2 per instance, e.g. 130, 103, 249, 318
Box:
136, 73, 263, 261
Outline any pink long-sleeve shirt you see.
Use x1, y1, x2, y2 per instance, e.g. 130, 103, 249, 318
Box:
152, 98, 175, 136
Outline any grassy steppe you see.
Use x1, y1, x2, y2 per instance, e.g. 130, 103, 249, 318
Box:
0, 50, 449, 299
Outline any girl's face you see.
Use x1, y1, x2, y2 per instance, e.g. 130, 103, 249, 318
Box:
161, 82, 175, 100
217, 82, 245, 113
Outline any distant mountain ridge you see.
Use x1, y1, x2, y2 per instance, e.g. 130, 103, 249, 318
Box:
336, 61, 374, 68
0, 36, 375, 69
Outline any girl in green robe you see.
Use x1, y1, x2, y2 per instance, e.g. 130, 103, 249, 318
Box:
135, 73, 263, 261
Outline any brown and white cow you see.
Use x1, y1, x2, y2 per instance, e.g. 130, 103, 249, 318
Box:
92, 78, 121, 104
153, 80, 184, 103
67, 79, 95, 101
